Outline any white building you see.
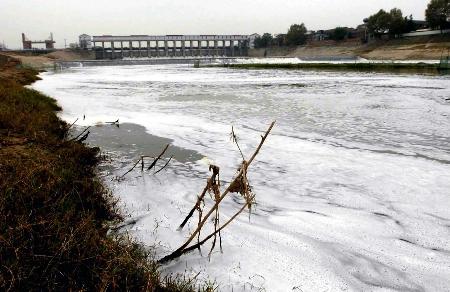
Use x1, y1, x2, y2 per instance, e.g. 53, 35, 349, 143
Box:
79, 34, 92, 49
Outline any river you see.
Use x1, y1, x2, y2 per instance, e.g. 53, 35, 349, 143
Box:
32, 63, 450, 291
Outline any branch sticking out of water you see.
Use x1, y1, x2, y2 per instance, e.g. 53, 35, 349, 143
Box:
147, 144, 169, 171
154, 155, 173, 174
116, 144, 171, 181
178, 165, 220, 230
159, 121, 275, 264
69, 126, 91, 142
66, 118, 79, 131
230, 126, 245, 161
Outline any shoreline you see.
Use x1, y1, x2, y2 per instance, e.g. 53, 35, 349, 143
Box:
211, 62, 448, 74
20, 58, 450, 290
0, 55, 206, 291
3, 34, 448, 70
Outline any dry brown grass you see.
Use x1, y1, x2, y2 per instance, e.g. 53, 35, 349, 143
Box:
0, 57, 209, 291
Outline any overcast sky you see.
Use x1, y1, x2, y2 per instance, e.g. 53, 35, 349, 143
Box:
0, 0, 428, 49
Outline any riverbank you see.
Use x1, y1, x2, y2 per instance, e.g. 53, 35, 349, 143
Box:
31, 60, 450, 291
249, 35, 450, 60
0, 56, 205, 291
1, 49, 95, 69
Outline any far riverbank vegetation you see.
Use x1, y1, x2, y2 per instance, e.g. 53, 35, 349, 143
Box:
253, 0, 450, 48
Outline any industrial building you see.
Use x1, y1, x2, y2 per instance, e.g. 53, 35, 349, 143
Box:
22, 33, 55, 50
82, 34, 259, 59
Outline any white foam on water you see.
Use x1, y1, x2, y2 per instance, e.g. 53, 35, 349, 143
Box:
32, 63, 450, 291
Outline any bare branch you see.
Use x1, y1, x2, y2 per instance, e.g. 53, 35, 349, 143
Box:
69, 126, 91, 142
117, 158, 142, 180
147, 144, 170, 171
154, 155, 173, 174
178, 165, 220, 230
66, 118, 79, 131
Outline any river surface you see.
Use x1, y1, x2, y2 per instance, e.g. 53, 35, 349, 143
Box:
32, 63, 450, 291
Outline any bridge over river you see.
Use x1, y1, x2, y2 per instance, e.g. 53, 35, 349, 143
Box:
92, 34, 257, 59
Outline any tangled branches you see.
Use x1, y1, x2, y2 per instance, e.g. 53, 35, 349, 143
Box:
159, 121, 275, 263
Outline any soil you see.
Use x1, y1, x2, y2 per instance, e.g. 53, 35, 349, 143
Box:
249, 35, 450, 60
1, 49, 95, 69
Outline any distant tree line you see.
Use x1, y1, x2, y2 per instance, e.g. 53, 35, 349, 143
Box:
254, 23, 308, 48
254, 24, 355, 49
366, 0, 449, 38
253, 0, 450, 48
366, 8, 415, 38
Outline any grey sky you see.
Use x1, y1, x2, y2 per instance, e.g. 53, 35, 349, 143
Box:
1, 0, 428, 49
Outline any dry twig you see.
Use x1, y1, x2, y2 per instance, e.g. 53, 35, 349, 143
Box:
69, 126, 91, 142
147, 144, 169, 171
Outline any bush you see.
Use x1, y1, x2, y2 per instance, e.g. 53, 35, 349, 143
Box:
331, 27, 348, 41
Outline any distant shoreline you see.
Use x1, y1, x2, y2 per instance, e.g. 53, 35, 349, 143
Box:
211, 62, 447, 74
249, 35, 450, 61
1, 34, 448, 70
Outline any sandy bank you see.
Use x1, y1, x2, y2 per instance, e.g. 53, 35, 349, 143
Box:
1, 49, 94, 69
249, 35, 450, 60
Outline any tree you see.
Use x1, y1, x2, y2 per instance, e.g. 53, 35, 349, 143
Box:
254, 33, 274, 48
274, 34, 286, 46
426, 0, 450, 30
366, 8, 407, 38
286, 23, 307, 46
389, 8, 406, 37
331, 27, 348, 41
253, 36, 263, 48
404, 15, 417, 33
260, 33, 273, 47
367, 9, 391, 37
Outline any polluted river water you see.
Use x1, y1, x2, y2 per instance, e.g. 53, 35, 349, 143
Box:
32, 62, 450, 291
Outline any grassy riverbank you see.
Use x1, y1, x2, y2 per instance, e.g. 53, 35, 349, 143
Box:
0, 56, 204, 291
216, 62, 444, 74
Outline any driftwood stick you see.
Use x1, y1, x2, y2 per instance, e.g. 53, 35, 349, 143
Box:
158, 121, 275, 263
178, 185, 209, 231
184, 203, 247, 255
178, 165, 220, 230
159, 203, 248, 263
147, 144, 170, 171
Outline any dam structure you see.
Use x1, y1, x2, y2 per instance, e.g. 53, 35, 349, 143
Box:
90, 34, 258, 59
